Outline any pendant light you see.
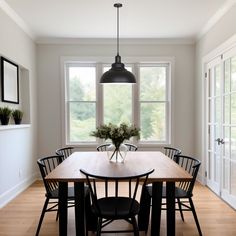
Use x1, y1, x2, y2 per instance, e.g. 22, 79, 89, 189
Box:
100, 3, 136, 83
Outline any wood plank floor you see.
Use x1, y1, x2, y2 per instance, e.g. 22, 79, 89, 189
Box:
0, 181, 236, 236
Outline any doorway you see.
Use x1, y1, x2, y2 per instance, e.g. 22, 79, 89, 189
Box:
205, 46, 236, 209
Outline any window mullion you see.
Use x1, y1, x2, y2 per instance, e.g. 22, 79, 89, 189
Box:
132, 63, 139, 145
97, 63, 103, 128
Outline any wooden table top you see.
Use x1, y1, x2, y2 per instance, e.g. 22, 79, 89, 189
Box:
46, 151, 192, 182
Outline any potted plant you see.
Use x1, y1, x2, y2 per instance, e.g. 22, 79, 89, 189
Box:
91, 123, 140, 162
12, 109, 23, 124
0, 107, 12, 125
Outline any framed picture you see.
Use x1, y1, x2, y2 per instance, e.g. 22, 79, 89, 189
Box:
1, 57, 19, 104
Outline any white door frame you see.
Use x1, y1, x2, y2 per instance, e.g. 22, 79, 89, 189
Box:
202, 34, 236, 209
202, 34, 236, 186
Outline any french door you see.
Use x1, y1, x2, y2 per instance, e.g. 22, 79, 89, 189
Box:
205, 46, 236, 209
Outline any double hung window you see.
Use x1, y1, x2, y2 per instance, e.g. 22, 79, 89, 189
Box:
64, 59, 171, 146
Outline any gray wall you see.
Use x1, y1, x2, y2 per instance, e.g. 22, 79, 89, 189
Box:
36, 40, 195, 156
0, 8, 37, 207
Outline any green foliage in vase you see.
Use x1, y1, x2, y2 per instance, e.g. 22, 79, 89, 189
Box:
91, 123, 140, 148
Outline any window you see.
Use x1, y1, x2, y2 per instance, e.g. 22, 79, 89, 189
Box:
64, 59, 171, 146
103, 66, 133, 125
139, 65, 168, 143
66, 65, 96, 143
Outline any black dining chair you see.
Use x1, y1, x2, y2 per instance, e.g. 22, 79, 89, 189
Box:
36, 155, 89, 236
97, 143, 138, 152
80, 168, 154, 235
146, 155, 202, 236
123, 143, 138, 151
36, 155, 74, 235
55, 146, 74, 161
164, 146, 181, 160
96, 143, 111, 151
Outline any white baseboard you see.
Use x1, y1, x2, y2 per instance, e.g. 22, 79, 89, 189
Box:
0, 173, 38, 208
197, 173, 205, 185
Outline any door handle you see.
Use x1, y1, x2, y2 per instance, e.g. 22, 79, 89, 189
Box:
215, 138, 225, 145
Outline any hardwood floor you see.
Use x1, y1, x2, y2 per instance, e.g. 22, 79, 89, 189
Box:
0, 181, 236, 236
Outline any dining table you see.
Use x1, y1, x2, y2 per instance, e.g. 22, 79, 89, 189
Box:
46, 151, 192, 236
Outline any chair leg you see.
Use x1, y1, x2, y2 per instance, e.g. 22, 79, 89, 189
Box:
131, 216, 139, 236
97, 217, 102, 236
177, 198, 184, 221
56, 208, 59, 221
35, 197, 49, 236
189, 197, 202, 236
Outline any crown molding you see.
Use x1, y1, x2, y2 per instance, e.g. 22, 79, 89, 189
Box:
0, 0, 35, 40
36, 37, 195, 45
197, 0, 236, 41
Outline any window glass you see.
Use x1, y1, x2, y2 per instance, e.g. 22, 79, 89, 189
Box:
140, 102, 166, 141
103, 67, 132, 125
67, 66, 96, 142
224, 59, 230, 94
140, 67, 166, 101
215, 65, 221, 96
231, 57, 236, 92
139, 65, 168, 142
69, 67, 95, 101
232, 93, 236, 125
69, 102, 96, 141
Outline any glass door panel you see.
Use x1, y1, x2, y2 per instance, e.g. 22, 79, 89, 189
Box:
207, 47, 236, 209
231, 161, 236, 195
206, 59, 221, 194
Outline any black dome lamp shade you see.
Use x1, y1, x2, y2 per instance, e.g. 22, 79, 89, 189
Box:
100, 3, 136, 83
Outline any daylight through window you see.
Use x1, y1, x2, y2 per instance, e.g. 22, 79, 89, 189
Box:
64, 61, 171, 146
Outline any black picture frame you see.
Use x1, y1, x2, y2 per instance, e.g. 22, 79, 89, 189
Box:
1, 57, 19, 104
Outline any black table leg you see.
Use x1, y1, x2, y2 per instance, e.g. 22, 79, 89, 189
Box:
166, 182, 175, 236
74, 182, 85, 236
138, 185, 152, 232
59, 182, 68, 236
151, 182, 163, 236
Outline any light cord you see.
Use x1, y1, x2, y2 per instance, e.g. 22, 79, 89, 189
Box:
117, 5, 119, 56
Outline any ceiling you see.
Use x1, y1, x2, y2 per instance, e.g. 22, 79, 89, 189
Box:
1, 0, 235, 42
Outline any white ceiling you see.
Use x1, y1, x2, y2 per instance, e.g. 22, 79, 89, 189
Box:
1, 0, 235, 42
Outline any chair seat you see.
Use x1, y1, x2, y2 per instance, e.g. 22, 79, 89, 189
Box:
92, 197, 140, 219
146, 185, 192, 198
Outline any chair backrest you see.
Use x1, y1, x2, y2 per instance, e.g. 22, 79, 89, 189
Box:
174, 155, 201, 195
96, 143, 111, 151
123, 143, 138, 151
55, 147, 74, 161
164, 147, 181, 160
37, 155, 63, 195
97, 143, 137, 152
80, 168, 154, 216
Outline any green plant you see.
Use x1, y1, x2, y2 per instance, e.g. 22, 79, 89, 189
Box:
0, 107, 12, 118
12, 109, 23, 119
91, 123, 140, 148
0, 107, 12, 125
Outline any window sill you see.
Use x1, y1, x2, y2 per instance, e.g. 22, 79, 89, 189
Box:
0, 124, 31, 130
66, 141, 169, 151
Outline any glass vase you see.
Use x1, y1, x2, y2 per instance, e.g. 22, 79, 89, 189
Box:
107, 143, 128, 163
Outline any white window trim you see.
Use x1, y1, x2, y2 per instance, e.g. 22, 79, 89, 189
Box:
60, 56, 175, 150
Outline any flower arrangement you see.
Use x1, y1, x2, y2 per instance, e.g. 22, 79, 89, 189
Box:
91, 123, 140, 149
